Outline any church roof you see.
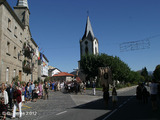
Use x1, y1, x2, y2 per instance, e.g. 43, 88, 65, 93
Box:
53, 72, 74, 77
16, 0, 29, 8
82, 16, 95, 40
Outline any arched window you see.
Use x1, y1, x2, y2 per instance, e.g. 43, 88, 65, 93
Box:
85, 46, 88, 55
85, 41, 88, 45
95, 47, 97, 54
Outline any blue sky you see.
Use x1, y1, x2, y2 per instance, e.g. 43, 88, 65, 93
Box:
7, 0, 160, 73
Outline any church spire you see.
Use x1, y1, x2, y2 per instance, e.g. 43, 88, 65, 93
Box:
16, 0, 29, 8
82, 16, 95, 40
80, 15, 99, 60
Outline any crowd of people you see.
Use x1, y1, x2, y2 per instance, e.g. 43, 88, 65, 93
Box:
0, 79, 87, 119
63, 81, 86, 94
0, 80, 59, 119
0, 82, 23, 119
136, 80, 160, 111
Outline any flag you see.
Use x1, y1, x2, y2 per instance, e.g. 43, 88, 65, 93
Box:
38, 51, 40, 60
40, 53, 43, 62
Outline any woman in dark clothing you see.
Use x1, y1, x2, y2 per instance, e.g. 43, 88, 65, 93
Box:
0, 87, 8, 120
102, 84, 109, 108
142, 85, 149, 104
136, 83, 142, 102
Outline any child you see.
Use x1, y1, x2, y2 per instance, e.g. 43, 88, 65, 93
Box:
112, 87, 118, 108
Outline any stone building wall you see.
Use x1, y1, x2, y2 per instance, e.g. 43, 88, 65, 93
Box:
0, 1, 38, 84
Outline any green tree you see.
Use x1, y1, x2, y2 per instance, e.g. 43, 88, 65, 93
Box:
141, 67, 149, 82
128, 71, 143, 84
153, 65, 160, 81
80, 53, 131, 83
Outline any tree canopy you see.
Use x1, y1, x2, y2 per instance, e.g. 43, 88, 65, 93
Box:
80, 53, 148, 85
153, 65, 160, 81
80, 53, 131, 83
141, 67, 149, 82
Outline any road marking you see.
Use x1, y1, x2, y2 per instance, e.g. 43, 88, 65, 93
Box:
102, 109, 117, 120
103, 96, 134, 120
119, 104, 123, 108
56, 111, 67, 116
22, 105, 32, 110
123, 101, 127, 104
23, 105, 31, 108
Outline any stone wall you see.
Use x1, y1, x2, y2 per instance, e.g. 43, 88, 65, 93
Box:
0, 2, 38, 84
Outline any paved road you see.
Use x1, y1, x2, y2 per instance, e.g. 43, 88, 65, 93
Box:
5, 86, 160, 120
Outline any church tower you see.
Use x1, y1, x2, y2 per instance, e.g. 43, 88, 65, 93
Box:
14, 0, 30, 26
80, 16, 99, 59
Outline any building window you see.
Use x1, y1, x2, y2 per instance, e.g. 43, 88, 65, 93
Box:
6, 67, 9, 82
6, 42, 10, 55
14, 46, 17, 58
18, 51, 22, 61
85, 41, 88, 45
7, 18, 11, 32
95, 47, 98, 54
14, 26, 17, 38
20, 33, 22, 41
85, 46, 88, 55
85, 41, 89, 55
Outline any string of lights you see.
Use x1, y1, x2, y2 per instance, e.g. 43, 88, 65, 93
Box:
120, 34, 160, 52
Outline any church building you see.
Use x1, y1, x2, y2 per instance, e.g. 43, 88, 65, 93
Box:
78, 16, 99, 81
80, 16, 99, 60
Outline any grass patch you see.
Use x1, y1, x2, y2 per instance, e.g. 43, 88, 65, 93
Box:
86, 87, 103, 91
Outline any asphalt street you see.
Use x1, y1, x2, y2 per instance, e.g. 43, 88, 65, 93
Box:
5, 86, 160, 120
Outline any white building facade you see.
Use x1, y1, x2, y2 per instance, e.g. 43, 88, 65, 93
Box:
40, 53, 49, 80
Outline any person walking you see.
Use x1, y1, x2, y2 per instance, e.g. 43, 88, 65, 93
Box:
80, 82, 84, 94
43, 82, 49, 100
51, 82, 55, 92
30, 82, 35, 101
25, 82, 29, 101
21, 83, 25, 103
158, 82, 160, 99
0, 86, 8, 120
92, 81, 96, 96
136, 83, 142, 102
12, 86, 22, 119
149, 79, 158, 111
112, 87, 118, 108
102, 84, 109, 108
142, 84, 149, 104
33, 84, 39, 102
6, 84, 14, 110
38, 82, 43, 99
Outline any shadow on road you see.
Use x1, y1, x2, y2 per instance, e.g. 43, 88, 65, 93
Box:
73, 95, 160, 120
73, 95, 133, 110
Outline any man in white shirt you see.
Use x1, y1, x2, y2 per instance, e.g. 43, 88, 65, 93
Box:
149, 79, 158, 111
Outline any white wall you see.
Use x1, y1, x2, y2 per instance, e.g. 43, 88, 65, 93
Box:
93, 38, 99, 54
51, 69, 60, 76
41, 57, 48, 76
